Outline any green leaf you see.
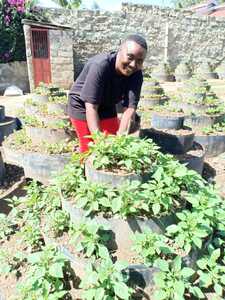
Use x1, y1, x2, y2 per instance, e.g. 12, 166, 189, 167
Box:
156, 259, 169, 272
174, 281, 185, 296
166, 224, 178, 234
197, 258, 208, 270
152, 203, 161, 215
49, 262, 64, 278
98, 245, 109, 259
211, 249, 220, 263
153, 290, 167, 300
214, 283, 223, 296
193, 237, 202, 249
114, 282, 130, 299
190, 286, 205, 299
181, 267, 195, 278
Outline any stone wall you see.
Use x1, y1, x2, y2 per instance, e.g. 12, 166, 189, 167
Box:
49, 29, 74, 89
0, 61, 29, 95
44, 3, 225, 75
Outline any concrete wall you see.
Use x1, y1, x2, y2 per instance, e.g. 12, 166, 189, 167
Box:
44, 3, 225, 76
0, 61, 29, 95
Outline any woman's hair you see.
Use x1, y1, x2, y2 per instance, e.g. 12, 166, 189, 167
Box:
125, 34, 148, 51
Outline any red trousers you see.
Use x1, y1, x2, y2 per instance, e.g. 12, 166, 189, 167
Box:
70, 117, 119, 152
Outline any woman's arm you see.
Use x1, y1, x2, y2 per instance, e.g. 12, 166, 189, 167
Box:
117, 107, 135, 135
85, 102, 100, 133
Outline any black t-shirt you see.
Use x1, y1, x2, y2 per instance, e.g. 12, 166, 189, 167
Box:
68, 52, 143, 120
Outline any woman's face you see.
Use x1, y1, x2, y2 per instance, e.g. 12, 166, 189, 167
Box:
115, 40, 147, 76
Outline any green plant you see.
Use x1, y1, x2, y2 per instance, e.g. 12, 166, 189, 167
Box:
0, 249, 26, 275
153, 256, 204, 299
197, 248, 225, 298
0, 213, 15, 240
74, 180, 115, 216
42, 139, 78, 154
22, 114, 44, 127
34, 82, 50, 96
185, 186, 223, 228
53, 158, 85, 198
201, 122, 225, 135
131, 229, 174, 266
206, 105, 225, 115
69, 221, 110, 258
90, 132, 160, 174
48, 95, 67, 104
17, 245, 72, 300
139, 164, 186, 216
45, 210, 70, 237
20, 218, 43, 251
79, 258, 134, 300
166, 210, 212, 254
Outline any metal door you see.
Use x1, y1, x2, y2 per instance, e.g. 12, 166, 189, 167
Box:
31, 28, 51, 87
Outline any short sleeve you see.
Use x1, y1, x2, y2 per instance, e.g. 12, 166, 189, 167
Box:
80, 63, 106, 105
123, 71, 143, 109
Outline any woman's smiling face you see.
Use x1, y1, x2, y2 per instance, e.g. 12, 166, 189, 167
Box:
115, 40, 147, 77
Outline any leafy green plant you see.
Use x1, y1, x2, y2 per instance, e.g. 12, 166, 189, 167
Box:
0, 213, 15, 240
17, 245, 72, 300
79, 258, 134, 300
0, 249, 26, 275
131, 229, 174, 266
201, 122, 225, 135
53, 158, 85, 198
48, 95, 67, 103
153, 256, 204, 300
20, 218, 43, 251
185, 185, 223, 227
166, 210, 212, 254
74, 180, 115, 216
45, 210, 70, 237
90, 132, 160, 174
69, 221, 110, 258
197, 248, 225, 298
42, 139, 78, 154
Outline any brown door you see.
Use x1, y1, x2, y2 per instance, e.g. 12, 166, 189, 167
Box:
31, 28, 51, 87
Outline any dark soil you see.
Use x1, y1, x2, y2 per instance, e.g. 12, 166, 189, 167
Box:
0, 164, 24, 196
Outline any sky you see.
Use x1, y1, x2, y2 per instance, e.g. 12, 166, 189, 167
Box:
81, 0, 174, 10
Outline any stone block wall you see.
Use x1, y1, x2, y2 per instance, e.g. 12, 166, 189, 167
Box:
49, 29, 74, 89
44, 3, 225, 75
0, 61, 29, 95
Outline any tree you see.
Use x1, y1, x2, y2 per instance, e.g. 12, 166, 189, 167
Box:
52, 0, 82, 9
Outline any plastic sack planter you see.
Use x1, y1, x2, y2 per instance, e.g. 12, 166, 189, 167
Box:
1, 143, 26, 167
140, 127, 194, 155
139, 97, 167, 108
0, 117, 17, 144
194, 133, 225, 157
0, 106, 5, 122
184, 113, 225, 128
37, 113, 69, 127
24, 152, 72, 185
24, 104, 40, 115
32, 93, 49, 103
42, 227, 157, 295
25, 126, 73, 144
61, 196, 177, 255
175, 142, 205, 175
85, 155, 150, 187
47, 102, 68, 115
151, 112, 184, 130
